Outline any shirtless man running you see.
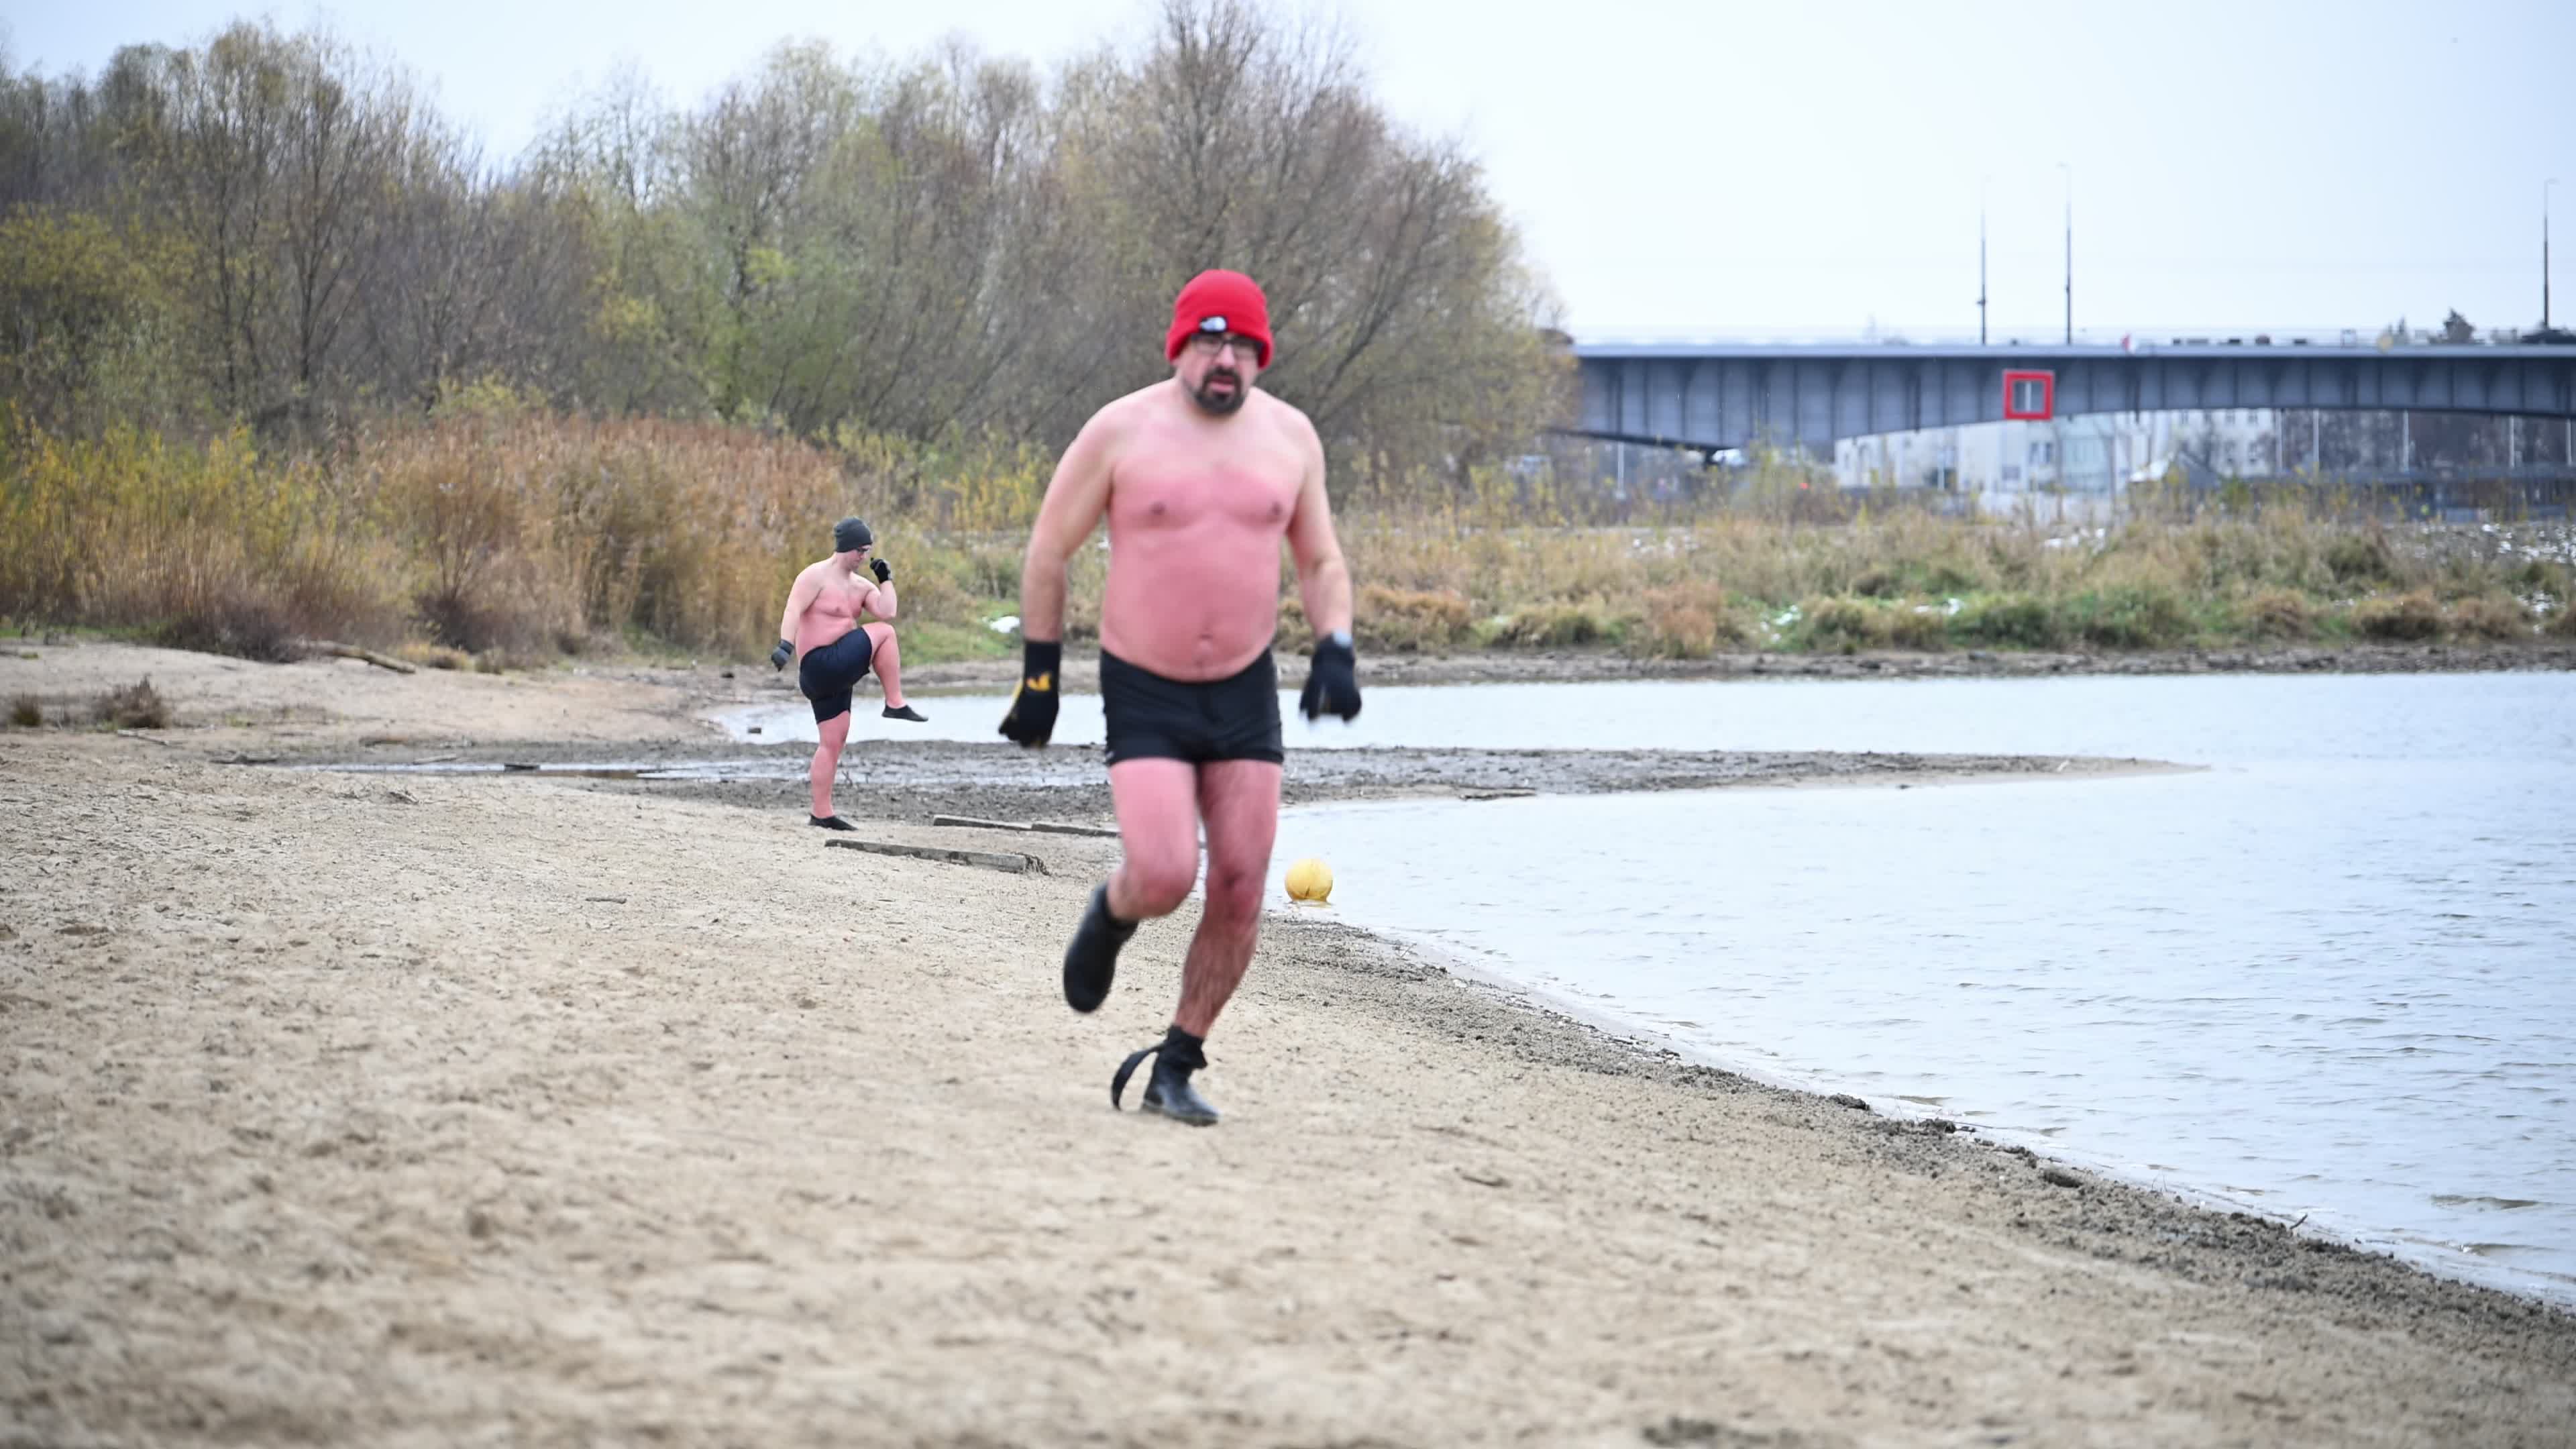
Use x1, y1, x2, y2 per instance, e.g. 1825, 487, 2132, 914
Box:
771, 517, 927, 829
998, 270, 1362, 1125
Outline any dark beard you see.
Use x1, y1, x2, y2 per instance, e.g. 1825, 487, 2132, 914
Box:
1189, 369, 1247, 416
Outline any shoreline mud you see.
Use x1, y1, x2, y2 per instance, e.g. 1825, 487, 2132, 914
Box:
260, 737, 2185, 830
3, 642, 2571, 1445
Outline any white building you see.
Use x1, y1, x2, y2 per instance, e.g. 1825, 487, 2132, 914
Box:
1835, 410, 2284, 509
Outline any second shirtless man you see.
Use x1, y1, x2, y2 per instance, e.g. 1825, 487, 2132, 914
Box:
999, 269, 1362, 1126
771, 517, 927, 830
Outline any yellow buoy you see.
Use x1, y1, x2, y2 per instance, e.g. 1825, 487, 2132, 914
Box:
1284, 857, 1334, 904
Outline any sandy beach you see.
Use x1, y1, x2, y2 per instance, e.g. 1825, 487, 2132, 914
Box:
4, 642, 2571, 1447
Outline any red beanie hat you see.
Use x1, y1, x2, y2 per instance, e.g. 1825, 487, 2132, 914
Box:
1165, 270, 1273, 367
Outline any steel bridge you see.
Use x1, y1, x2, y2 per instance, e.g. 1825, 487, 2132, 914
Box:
1571, 341, 2576, 457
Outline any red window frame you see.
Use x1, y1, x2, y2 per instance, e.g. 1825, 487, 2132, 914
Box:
2002, 370, 2055, 421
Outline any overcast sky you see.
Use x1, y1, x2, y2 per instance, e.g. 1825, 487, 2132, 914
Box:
7, 0, 2569, 341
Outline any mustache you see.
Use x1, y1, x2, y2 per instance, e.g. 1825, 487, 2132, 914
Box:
1205, 368, 1240, 386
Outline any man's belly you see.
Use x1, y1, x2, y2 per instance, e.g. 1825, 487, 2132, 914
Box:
1099, 547, 1281, 681
795, 608, 860, 655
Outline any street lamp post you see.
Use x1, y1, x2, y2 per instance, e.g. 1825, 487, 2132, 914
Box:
2546, 178, 2557, 331
2057, 163, 2074, 345
1978, 175, 1990, 346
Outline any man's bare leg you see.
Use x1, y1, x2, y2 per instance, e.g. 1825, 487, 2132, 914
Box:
861, 622, 922, 718
1106, 758, 1203, 921
1065, 759, 1199, 1014
809, 712, 851, 821
1173, 758, 1282, 1036
1104, 759, 1280, 1126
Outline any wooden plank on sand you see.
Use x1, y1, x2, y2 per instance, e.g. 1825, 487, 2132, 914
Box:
931, 814, 1118, 839
301, 639, 418, 674
826, 838, 1046, 874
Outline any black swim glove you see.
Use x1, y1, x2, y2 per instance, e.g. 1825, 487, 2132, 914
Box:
770, 637, 794, 671
998, 638, 1062, 747
1300, 632, 1360, 722
870, 558, 892, 584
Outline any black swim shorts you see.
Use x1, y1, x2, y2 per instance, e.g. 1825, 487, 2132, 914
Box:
1101, 648, 1284, 766
797, 628, 874, 722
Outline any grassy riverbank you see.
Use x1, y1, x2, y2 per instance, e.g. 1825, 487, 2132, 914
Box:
6, 414, 2572, 669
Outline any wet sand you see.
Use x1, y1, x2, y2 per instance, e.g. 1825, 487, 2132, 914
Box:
3, 643, 2572, 1446
248, 736, 2177, 833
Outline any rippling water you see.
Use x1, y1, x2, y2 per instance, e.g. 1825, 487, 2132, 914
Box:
1232, 672, 2576, 1304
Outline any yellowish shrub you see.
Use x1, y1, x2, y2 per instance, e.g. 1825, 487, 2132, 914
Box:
2446, 595, 2531, 640
2242, 588, 2315, 640
2354, 590, 2443, 641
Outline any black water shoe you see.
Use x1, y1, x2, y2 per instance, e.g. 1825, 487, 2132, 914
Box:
808, 814, 857, 831
1062, 883, 1136, 1013
883, 704, 928, 722
1112, 1026, 1218, 1126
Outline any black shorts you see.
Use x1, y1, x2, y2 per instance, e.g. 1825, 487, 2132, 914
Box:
797, 628, 874, 722
1101, 649, 1284, 766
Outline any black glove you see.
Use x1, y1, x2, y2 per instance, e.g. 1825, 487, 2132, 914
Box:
998, 639, 1062, 747
1300, 633, 1361, 722
770, 637, 794, 671
870, 558, 891, 584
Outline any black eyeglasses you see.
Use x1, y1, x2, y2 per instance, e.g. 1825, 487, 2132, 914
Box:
1185, 332, 1262, 359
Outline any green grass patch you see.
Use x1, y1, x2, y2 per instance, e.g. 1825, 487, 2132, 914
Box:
1791, 596, 1889, 652
894, 617, 1018, 666
1949, 594, 2063, 650
2061, 583, 2194, 649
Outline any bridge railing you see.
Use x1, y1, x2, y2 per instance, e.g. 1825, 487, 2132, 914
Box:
1572, 325, 2561, 350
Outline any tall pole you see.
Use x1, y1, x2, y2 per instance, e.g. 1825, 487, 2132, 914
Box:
2059, 162, 2073, 345
2546, 178, 2557, 331
1978, 176, 1989, 345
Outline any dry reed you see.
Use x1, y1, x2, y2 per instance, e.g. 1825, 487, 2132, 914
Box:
7, 415, 2569, 663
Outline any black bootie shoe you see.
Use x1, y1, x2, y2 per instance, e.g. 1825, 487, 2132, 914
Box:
1112, 1026, 1218, 1126
1061, 883, 1136, 1013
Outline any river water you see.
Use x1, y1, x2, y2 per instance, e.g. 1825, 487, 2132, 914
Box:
727, 671, 2576, 1303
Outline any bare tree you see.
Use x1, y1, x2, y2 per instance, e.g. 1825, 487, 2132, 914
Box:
361, 144, 594, 411
111, 24, 433, 433
3, 2, 1568, 482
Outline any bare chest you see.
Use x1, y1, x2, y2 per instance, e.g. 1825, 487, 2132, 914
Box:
1108, 437, 1301, 537
811, 572, 872, 618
